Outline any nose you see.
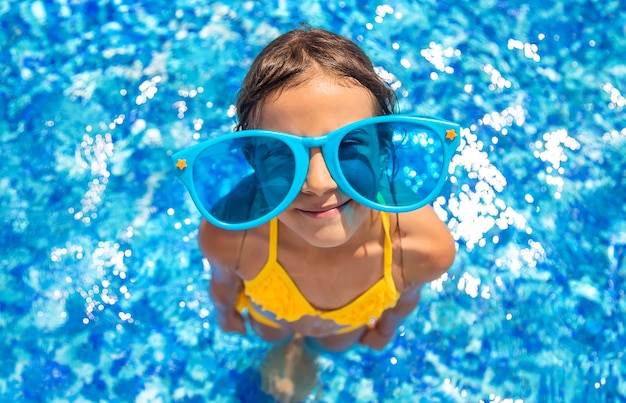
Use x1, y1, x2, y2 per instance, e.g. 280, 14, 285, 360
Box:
301, 148, 337, 195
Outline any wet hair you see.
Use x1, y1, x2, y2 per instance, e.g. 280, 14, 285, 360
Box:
235, 27, 397, 131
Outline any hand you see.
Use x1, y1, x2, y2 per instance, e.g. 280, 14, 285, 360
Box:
359, 324, 395, 350
216, 310, 247, 334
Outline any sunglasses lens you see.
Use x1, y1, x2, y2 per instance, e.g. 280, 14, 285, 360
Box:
339, 122, 445, 208
338, 126, 380, 202
192, 136, 296, 225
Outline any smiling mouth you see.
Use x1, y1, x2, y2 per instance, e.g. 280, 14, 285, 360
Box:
298, 200, 350, 218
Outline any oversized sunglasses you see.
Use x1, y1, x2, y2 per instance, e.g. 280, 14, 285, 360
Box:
172, 115, 460, 230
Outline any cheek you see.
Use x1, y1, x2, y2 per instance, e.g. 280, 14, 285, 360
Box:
341, 201, 370, 229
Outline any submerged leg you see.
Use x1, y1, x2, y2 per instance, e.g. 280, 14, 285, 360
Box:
260, 334, 320, 402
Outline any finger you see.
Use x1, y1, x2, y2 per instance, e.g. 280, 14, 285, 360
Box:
220, 313, 247, 334
359, 329, 376, 345
360, 332, 386, 350
234, 315, 247, 334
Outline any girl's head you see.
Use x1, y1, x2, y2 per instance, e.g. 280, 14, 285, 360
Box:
235, 27, 397, 131
233, 28, 397, 246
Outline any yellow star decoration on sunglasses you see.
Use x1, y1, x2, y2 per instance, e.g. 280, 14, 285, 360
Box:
176, 159, 187, 170
445, 129, 458, 141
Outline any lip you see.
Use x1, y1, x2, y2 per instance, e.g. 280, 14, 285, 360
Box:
297, 200, 351, 218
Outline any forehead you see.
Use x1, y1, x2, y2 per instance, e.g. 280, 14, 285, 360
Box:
259, 76, 377, 137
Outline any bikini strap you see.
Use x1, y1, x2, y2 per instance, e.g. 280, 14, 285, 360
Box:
380, 212, 393, 278
268, 218, 278, 261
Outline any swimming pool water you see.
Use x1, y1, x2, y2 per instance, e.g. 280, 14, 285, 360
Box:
1, 0, 625, 401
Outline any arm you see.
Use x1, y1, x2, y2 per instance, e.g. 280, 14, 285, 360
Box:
208, 260, 247, 334
199, 219, 247, 334
377, 285, 422, 332
359, 285, 422, 350
360, 207, 456, 350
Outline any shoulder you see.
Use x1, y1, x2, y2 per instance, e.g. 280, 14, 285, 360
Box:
198, 219, 244, 270
198, 219, 269, 275
389, 206, 456, 289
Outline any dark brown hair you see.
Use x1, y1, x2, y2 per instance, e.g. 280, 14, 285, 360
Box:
235, 27, 397, 131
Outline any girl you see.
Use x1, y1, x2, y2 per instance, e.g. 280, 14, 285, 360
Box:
174, 27, 458, 401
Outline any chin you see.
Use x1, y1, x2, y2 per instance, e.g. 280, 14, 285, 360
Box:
298, 214, 366, 248
305, 230, 352, 248
279, 203, 369, 247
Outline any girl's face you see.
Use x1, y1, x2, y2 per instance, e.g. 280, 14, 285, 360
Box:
259, 75, 379, 248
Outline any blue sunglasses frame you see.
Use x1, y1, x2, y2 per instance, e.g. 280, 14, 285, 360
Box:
173, 115, 461, 230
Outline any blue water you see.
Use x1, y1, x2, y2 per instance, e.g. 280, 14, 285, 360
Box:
1, 0, 625, 401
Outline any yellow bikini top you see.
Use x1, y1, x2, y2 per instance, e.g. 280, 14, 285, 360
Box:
242, 212, 401, 329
